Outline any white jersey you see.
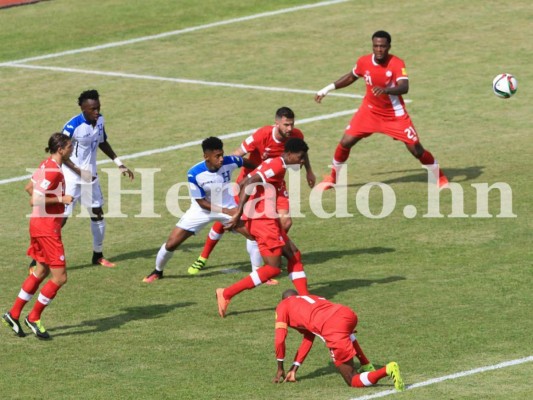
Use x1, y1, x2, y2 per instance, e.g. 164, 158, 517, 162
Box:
61, 113, 107, 183
187, 155, 243, 210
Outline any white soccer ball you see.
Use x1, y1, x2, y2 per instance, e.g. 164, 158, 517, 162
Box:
492, 73, 518, 99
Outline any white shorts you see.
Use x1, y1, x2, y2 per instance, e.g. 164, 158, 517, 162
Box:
64, 177, 104, 216
177, 207, 234, 234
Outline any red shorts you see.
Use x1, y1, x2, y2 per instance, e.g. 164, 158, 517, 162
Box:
346, 106, 419, 145
321, 306, 358, 366
246, 218, 288, 257
27, 236, 66, 269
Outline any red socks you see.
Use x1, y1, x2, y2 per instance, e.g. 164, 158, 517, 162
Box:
353, 339, 370, 366
10, 273, 43, 319
28, 280, 61, 322
419, 150, 445, 179
223, 265, 281, 300
331, 144, 351, 180
201, 221, 225, 259
351, 367, 388, 387
287, 251, 308, 295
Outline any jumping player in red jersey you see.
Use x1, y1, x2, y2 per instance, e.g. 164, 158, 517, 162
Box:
2, 133, 74, 339
272, 289, 405, 392
315, 30, 448, 189
188, 107, 315, 284
215, 138, 310, 318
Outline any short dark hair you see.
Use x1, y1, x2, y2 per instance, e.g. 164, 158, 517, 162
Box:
275, 106, 295, 120
284, 137, 309, 154
282, 289, 298, 299
202, 136, 223, 152
45, 132, 71, 154
78, 89, 100, 106
372, 30, 392, 44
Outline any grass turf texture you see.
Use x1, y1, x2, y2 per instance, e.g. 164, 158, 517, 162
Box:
1, 0, 532, 399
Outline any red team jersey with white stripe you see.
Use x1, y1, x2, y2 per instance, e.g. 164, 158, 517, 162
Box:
237, 125, 304, 183
29, 157, 66, 237
274, 295, 344, 361
353, 53, 409, 117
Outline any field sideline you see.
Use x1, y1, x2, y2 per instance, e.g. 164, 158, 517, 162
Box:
1, 1, 531, 399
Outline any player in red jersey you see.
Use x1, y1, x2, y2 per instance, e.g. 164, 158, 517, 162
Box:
2, 133, 74, 339
188, 107, 316, 284
272, 289, 405, 391
215, 138, 310, 318
315, 30, 448, 189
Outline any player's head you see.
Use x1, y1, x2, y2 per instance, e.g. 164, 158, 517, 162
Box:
275, 107, 295, 139
371, 30, 391, 63
202, 136, 224, 170
78, 89, 101, 124
282, 289, 298, 300
45, 132, 73, 160
283, 137, 308, 166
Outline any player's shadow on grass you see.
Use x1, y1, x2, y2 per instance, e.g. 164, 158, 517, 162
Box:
346, 165, 485, 187
309, 276, 405, 298
50, 302, 194, 337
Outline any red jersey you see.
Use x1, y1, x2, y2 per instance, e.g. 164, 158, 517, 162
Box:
353, 53, 409, 117
237, 125, 304, 183
29, 157, 66, 237
242, 156, 289, 220
274, 295, 344, 361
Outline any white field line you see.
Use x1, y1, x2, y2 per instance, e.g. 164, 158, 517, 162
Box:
0, 0, 349, 66
0, 63, 361, 100
0, 109, 356, 186
349, 355, 533, 400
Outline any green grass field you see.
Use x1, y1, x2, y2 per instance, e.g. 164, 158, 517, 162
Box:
1, 1, 531, 399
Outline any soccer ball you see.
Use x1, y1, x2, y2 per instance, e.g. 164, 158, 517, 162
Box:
492, 73, 518, 99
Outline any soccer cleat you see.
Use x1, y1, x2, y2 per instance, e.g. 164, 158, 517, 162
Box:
386, 362, 405, 392
2, 312, 26, 337
319, 175, 336, 191
188, 257, 206, 275
143, 270, 163, 283
358, 363, 376, 373
438, 175, 449, 189
215, 288, 230, 318
92, 252, 116, 267
24, 317, 50, 340
265, 279, 279, 286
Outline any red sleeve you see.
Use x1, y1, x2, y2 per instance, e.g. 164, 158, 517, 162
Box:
241, 127, 264, 154
274, 302, 289, 360
293, 330, 315, 365
393, 56, 408, 82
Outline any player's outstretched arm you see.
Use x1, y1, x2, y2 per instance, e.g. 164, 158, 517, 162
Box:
315, 72, 358, 103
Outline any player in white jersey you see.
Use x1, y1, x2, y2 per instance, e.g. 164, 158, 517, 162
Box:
61, 89, 134, 268
143, 137, 257, 283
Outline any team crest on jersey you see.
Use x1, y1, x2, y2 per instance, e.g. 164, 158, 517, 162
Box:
245, 136, 254, 145
386, 70, 392, 77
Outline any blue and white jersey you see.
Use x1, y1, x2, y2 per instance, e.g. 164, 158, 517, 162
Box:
61, 113, 107, 183
187, 155, 243, 210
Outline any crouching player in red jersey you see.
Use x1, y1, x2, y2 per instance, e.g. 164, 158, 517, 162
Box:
216, 138, 310, 318
273, 289, 405, 392
2, 133, 74, 339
